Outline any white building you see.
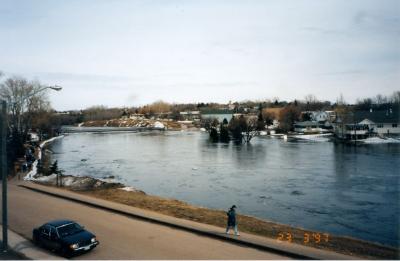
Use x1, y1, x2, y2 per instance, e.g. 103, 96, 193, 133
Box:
334, 108, 399, 140
302, 111, 336, 122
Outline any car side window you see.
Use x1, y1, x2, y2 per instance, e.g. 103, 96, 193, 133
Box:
50, 227, 58, 239
41, 225, 50, 237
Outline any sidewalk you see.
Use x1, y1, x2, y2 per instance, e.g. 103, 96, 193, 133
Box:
0, 226, 62, 260
0, 240, 25, 260
19, 182, 357, 260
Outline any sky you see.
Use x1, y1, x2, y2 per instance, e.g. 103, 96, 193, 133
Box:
0, 0, 399, 111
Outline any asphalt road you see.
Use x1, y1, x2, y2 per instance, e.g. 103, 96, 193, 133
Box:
2, 183, 288, 259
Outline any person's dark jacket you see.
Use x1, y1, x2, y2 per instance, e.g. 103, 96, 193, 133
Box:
227, 209, 236, 226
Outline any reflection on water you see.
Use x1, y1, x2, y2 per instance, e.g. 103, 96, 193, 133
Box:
50, 131, 400, 246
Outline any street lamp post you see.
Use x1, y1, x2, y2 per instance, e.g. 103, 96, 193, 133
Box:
1, 101, 7, 252
1, 85, 62, 251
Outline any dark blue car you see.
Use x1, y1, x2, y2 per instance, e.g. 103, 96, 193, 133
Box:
32, 220, 99, 256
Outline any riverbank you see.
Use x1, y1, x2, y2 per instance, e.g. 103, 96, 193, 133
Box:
78, 118, 199, 131
30, 177, 398, 259
78, 188, 399, 259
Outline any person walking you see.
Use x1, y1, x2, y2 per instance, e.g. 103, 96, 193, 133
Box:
226, 205, 239, 236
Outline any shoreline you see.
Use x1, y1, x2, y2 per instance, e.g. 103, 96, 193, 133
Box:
31, 181, 398, 259
26, 135, 399, 259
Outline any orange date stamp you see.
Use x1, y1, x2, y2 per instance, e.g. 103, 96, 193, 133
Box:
277, 232, 329, 244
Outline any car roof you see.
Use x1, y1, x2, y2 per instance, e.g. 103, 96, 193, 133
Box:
45, 220, 76, 227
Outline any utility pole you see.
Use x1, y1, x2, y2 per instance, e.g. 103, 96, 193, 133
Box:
1, 100, 8, 251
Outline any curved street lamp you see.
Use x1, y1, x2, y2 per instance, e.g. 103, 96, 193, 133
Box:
1, 85, 62, 251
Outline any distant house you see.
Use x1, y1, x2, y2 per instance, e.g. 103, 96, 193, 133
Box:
302, 111, 336, 122
180, 111, 201, 121
294, 121, 333, 134
128, 114, 145, 120
356, 109, 399, 135
333, 108, 399, 140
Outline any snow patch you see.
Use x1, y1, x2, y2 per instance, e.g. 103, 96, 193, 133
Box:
24, 135, 64, 181
119, 186, 145, 194
259, 131, 268, 136
120, 186, 137, 192
62, 176, 76, 186
362, 137, 400, 144
40, 135, 64, 148
35, 174, 57, 182
291, 133, 332, 142
154, 121, 165, 129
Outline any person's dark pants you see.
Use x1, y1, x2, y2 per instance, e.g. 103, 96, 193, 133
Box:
225, 224, 239, 235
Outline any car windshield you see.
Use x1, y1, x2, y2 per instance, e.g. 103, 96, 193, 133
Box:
56, 223, 83, 237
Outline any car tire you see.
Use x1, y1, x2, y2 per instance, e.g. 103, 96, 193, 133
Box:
60, 247, 71, 258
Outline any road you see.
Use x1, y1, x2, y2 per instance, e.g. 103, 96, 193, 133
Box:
1, 183, 289, 259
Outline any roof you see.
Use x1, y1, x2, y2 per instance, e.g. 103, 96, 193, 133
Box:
355, 109, 399, 124
46, 219, 75, 227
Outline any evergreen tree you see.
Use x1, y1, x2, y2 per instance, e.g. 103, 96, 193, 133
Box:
49, 160, 64, 187
49, 160, 60, 175
219, 123, 230, 143
257, 109, 265, 131
209, 128, 219, 142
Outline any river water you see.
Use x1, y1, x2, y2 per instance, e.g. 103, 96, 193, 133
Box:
49, 130, 400, 247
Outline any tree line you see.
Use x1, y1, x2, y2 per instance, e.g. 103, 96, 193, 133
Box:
1, 72, 398, 150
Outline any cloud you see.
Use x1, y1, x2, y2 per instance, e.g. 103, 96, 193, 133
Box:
37, 72, 134, 83
352, 10, 400, 34
317, 70, 366, 76
300, 26, 347, 36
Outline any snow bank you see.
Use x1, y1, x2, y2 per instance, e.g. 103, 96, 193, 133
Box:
259, 131, 268, 136
24, 135, 64, 181
25, 160, 38, 180
362, 137, 400, 144
40, 135, 64, 148
154, 121, 165, 129
119, 186, 145, 194
292, 134, 332, 142
35, 173, 57, 182
32, 173, 124, 190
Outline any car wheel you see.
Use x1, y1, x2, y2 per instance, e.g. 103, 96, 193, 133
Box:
60, 247, 71, 258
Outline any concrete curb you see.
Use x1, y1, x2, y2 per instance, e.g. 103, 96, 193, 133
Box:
19, 183, 357, 260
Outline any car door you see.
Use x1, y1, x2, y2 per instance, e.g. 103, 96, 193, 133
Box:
39, 225, 52, 249
49, 226, 61, 251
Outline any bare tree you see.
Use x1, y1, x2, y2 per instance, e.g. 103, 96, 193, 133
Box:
304, 94, 318, 105
243, 117, 259, 143
336, 93, 346, 106
0, 76, 51, 136
279, 105, 301, 132
390, 91, 400, 104
374, 94, 387, 105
